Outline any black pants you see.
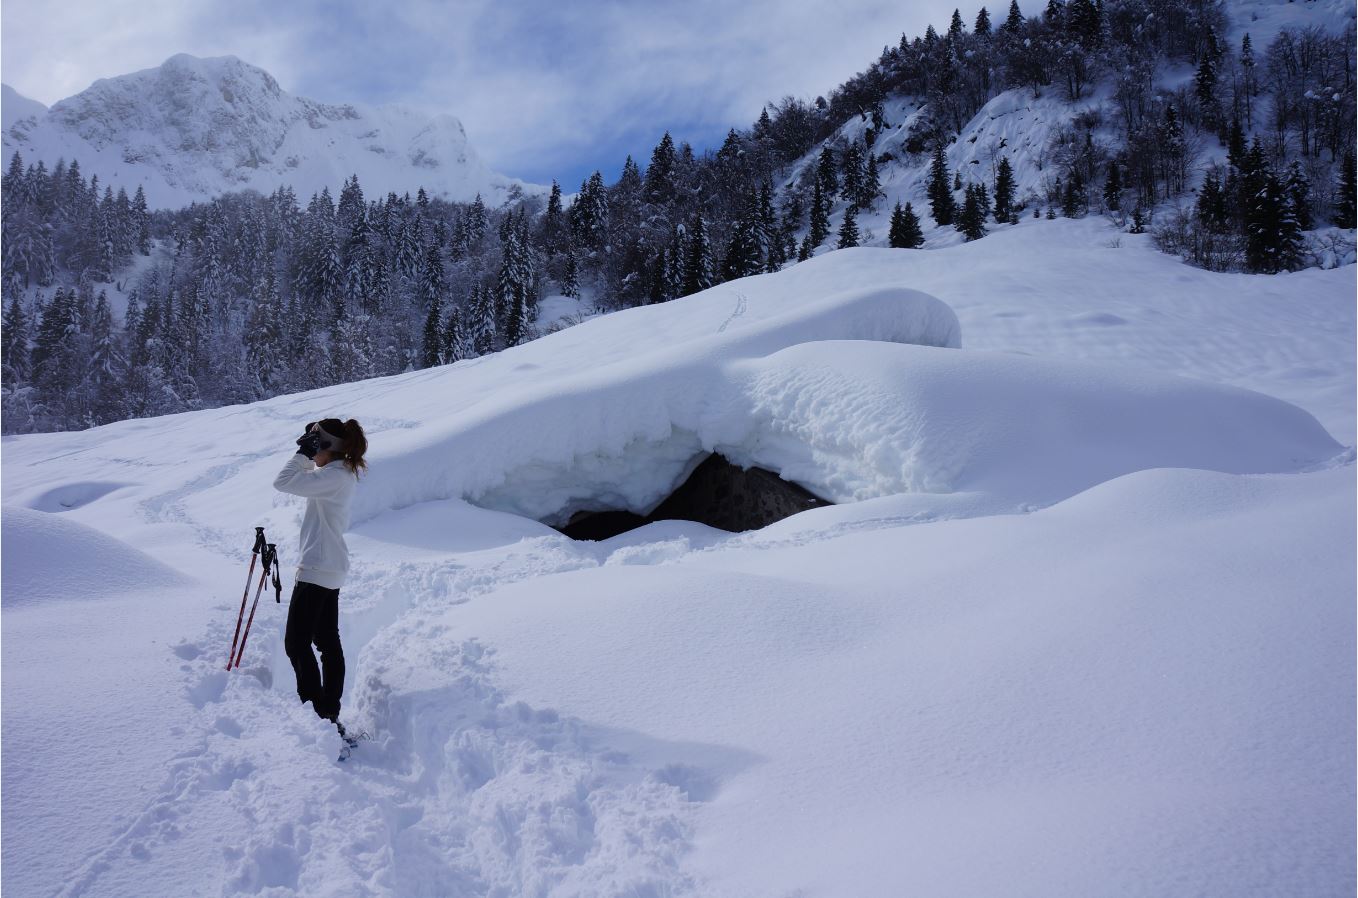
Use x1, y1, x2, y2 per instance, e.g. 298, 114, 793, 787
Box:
284, 582, 345, 721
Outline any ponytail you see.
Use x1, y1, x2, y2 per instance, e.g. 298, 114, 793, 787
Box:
341, 419, 367, 476
318, 417, 368, 476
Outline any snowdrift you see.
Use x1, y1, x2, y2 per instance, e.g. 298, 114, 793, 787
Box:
1, 506, 188, 606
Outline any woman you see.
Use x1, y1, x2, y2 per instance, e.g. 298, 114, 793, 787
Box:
273, 418, 367, 728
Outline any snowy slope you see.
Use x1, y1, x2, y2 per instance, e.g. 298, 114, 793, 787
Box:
1, 83, 47, 134
2, 219, 1353, 897
1225, 0, 1357, 45
1, 55, 535, 208
806, 0, 1356, 260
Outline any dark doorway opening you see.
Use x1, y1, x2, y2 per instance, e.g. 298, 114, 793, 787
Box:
557, 453, 831, 541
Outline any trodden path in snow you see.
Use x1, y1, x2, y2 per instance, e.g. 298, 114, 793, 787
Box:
6, 517, 759, 898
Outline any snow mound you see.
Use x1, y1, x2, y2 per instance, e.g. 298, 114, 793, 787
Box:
732, 340, 1341, 503
351, 284, 1336, 528
349, 277, 962, 525
1, 506, 189, 606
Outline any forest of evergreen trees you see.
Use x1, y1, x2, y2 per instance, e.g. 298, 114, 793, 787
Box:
2, 0, 1354, 434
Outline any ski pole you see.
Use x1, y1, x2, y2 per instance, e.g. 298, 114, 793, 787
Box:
233, 543, 276, 670
227, 527, 267, 670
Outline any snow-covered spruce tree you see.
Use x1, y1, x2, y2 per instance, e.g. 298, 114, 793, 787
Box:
1102, 161, 1123, 212
889, 202, 925, 248
840, 141, 864, 208
683, 213, 715, 296
1283, 161, 1312, 231
816, 146, 839, 200
1246, 170, 1304, 274
569, 171, 610, 260
441, 305, 464, 362
722, 194, 764, 281
837, 206, 860, 248
757, 181, 782, 272
928, 144, 956, 226
1061, 170, 1087, 217
975, 6, 992, 37
993, 157, 1016, 222
860, 152, 882, 212
421, 293, 444, 368
647, 249, 669, 304
808, 178, 831, 249
644, 132, 678, 207
560, 252, 580, 298
469, 283, 498, 356
245, 267, 288, 396
958, 185, 989, 240
1, 294, 30, 383
84, 290, 124, 424
541, 180, 567, 257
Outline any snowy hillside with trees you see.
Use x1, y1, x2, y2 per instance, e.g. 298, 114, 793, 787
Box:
2, 220, 1354, 897
1, 55, 531, 209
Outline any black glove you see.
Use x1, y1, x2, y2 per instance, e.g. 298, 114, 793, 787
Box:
296, 429, 321, 459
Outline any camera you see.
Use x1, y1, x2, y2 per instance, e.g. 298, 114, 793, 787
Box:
296, 430, 323, 459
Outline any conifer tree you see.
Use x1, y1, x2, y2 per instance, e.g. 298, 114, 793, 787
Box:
928, 144, 956, 226
560, 252, 580, 298
993, 157, 1017, 222
132, 185, 151, 255
647, 250, 669, 303
664, 226, 686, 297
808, 179, 831, 248
722, 201, 763, 281
817, 147, 839, 198
837, 206, 860, 248
1246, 170, 1303, 273
1239, 34, 1257, 130
683, 213, 714, 296
419, 242, 446, 311
760, 182, 784, 271
1061, 170, 1087, 217
441, 305, 464, 363
975, 7, 992, 37
541, 180, 566, 256
889, 202, 925, 248
1066, 0, 1101, 48
1103, 161, 1123, 211
2, 294, 30, 382
1003, 0, 1024, 33
840, 142, 864, 207
644, 132, 678, 206
31, 287, 78, 398
245, 269, 287, 396
948, 8, 966, 42
1226, 117, 1246, 170
1043, 0, 1064, 30
860, 152, 881, 211
958, 185, 989, 240
1196, 169, 1228, 231
469, 284, 498, 356
1284, 160, 1312, 231
421, 294, 444, 368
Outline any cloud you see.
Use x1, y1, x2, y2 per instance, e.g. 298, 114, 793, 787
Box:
2, 0, 963, 185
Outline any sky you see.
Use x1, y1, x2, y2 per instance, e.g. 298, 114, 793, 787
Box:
2, 0, 968, 188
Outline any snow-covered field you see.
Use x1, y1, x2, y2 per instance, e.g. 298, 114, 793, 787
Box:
2, 217, 1354, 897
